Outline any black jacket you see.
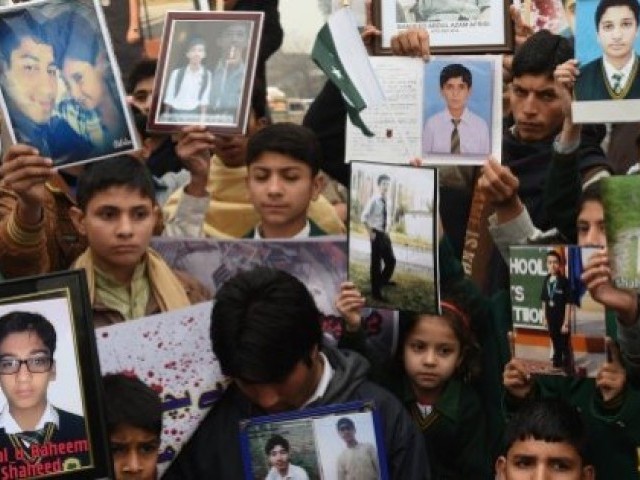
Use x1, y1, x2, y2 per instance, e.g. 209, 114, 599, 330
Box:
162, 346, 430, 479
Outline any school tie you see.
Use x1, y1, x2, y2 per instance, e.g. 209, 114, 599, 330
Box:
450, 118, 461, 154
611, 72, 624, 95
381, 197, 387, 232
14, 423, 55, 446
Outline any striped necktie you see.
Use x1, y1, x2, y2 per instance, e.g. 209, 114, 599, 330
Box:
451, 118, 461, 154
612, 72, 624, 95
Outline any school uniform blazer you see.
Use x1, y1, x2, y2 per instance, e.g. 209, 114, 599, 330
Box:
242, 219, 327, 238
0, 408, 89, 469
576, 56, 640, 101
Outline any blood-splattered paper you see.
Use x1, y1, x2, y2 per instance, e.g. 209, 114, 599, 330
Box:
95, 301, 227, 474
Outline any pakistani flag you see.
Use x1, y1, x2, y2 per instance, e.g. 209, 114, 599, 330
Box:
312, 7, 385, 137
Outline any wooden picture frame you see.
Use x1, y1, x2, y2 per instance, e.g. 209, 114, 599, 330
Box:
0, 270, 113, 479
374, 0, 514, 54
147, 10, 264, 135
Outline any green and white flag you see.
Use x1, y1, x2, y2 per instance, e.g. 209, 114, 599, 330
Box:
312, 7, 385, 137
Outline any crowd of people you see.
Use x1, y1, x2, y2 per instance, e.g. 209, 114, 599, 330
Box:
0, 0, 639, 478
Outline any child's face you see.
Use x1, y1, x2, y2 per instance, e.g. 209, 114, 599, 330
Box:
110, 424, 160, 480
267, 444, 290, 474
73, 186, 158, 278
403, 315, 462, 398
546, 255, 561, 275
63, 58, 106, 111
186, 43, 206, 66
0, 332, 55, 415
577, 200, 606, 247
246, 152, 322, 237
597, 6, 638, 65
496, 438, 594, 480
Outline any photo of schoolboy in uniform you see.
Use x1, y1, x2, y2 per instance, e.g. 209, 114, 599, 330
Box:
540, 250, 573, 371
0, 311, 90, 477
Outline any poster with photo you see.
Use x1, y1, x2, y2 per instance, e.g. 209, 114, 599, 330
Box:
348, 162, 439, 313
509, 245, 606, 377
573, 0, 640, 122
375, 0, 513, 54
0, 270, 112, 479
240, 401, 389, 480
0, 0, 139, 168
512, 0, 574, 37
148, 10, 263, 134
97, 301, 227, 475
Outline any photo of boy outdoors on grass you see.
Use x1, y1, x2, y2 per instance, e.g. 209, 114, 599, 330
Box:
348, 161, 438, 313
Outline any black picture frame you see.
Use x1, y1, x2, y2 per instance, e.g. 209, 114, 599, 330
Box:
239, 401, 390, 480
0, 269, 113, 479
147, 10, 264, 135
373, 0, 514, 55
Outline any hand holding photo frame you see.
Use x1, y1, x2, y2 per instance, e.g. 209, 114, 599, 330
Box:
0, 270, 112, 479
147, 10, 264, 134
374, 0, 513, 54
0, 0, 139, 168
240, 401, 389, 480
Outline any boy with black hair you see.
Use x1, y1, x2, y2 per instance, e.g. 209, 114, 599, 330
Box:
0, 311, 89, 472
422, 63, 490, 155
103, 373, 162, 480
69, 155, 210, 327
163, 266, 429, 479
162, 36, 212, 119
244, 122, 325, 238
263, 434, 309, 480
495, 398, 594, 480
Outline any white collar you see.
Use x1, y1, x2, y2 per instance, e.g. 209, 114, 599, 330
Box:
254, 220, 311, 239
447, 107, 470, 123
603, 55, 636, 85
0, 403, 59, 433
301, 352, 333, 408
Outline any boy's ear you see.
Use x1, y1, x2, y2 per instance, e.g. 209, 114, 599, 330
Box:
582, 465, 595, 480
311, 173, 325, 202
69, 206, 87, 236
494, 456, 506, 480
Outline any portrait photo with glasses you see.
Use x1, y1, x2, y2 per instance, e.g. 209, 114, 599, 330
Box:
0, 270, 112, 480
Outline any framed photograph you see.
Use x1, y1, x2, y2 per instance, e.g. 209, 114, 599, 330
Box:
348, 161, 439, 313
100, 0, 201, 84
148, 10, 264, 134
239, 401, 389, 480
421, 55, 502, 165
0, 270, 113, 479
0, 0, 139, 168
374, 0, 513, 54
509, 245, 606, 377
573, 0, 640, 122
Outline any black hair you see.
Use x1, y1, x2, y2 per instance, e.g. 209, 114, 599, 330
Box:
186, 35, 206, 51
546, 250, 563, 262
439, 63, 472, 89
246, 123, 321, 175
211, 267, 322, 383
336, 417, 355, 431
512, 30, 573, 80
57, 10, 102, 67
578, 180, 603, 216
264, 434, 290, 455
76, 155, 156, 211
251, 78, 268, 122
397, 294, 481, 382
377, 174, 390, 185
501, 398, 590, 463
595, 0, 640, 28
102, 373, 162, 437
127, 58, 157, 94
0, 311, 56, 356
0, 9, 51, 68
